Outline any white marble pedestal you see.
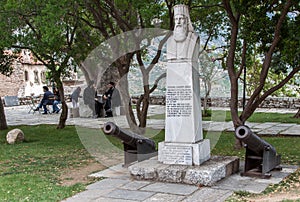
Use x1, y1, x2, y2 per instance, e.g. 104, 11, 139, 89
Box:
158, 140, 210, 166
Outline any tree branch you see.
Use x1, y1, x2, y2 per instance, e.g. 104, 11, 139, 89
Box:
237, 40, 247, 78
149, 72, 166, 94
246, 0, 293, 109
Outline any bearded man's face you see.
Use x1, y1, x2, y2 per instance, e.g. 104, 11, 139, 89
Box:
174, 14, 188, 42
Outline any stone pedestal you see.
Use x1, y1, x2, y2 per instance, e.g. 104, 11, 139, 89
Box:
158, 62, 211, 166
165, 62, 202, 143
129, 156, 240, 186
158, 140, 210, 166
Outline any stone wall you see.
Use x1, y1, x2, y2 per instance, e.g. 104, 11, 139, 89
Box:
0, 63, 24, 97
3, 94, 300, 109
132, 95, 300, 109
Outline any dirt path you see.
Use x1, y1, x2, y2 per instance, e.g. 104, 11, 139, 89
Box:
58, 161, 106, 186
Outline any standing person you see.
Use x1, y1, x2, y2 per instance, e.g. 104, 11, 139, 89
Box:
103, 81, 121, 117
83, 80, 96, 117
52, 87, 61, 113
111, 85, 121, 116
34, 86, 54, 114
71, 87, 81, 108
95, 90, 104, 118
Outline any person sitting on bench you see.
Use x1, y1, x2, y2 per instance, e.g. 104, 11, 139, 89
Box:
52, 87, 61, 113
34, 86, 54, 114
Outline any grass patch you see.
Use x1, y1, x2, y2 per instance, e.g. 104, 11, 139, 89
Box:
148, 110, 300, 124
0, 125, 95, 202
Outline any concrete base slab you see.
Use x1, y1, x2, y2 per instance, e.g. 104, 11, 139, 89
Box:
129, 156, 239, 186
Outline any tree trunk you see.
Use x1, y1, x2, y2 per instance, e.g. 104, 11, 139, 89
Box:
56, 79, 68, 129
294, 108, 300, 118
223, 2, 243, 149
0, 97, 8, 130
118, 75, 139, 130
57, 101, 68, 129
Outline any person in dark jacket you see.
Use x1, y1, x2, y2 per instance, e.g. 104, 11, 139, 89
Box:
71, 87, 81, 108
34, 86, 54, 114
103, 81, 121, 117
83, 80, 96, 117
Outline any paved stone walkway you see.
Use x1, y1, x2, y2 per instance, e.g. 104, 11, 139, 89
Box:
3, 104, 300, 201
61, 164, 298, 202
4, 105, 300, 136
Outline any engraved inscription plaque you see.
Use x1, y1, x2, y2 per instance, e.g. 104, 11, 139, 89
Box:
161, 145, 193, 165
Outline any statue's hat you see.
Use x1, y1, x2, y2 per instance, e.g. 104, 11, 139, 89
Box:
173, 4, 194, 32
173, 4, 190, 18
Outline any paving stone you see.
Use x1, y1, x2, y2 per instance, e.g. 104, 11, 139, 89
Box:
61, 189, 112, 202
257, 126, 285, 135
140, 182, 198, 195
252, 122, 278, 129
143, 193, 185, 202
86, 178, 131, 190
276, 123, 297, 127
212, 174, 273, 194
182, 187, 233, 202
89, 163, 130, 179
95, 197, 137, 202
280, 125, 300, 136
202, 121, 212, 131
104, 189, 155, 201
206, 122, 231, 132
120, 181, 152, 190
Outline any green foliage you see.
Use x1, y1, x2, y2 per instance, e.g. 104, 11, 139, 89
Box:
149, 110, 300, 124
0, 50, 15, 76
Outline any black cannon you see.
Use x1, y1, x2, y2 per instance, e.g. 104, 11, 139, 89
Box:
235, 125, 281, 178
102, 122, 157, 167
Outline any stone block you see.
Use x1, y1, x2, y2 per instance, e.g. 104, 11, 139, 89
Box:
129, 156, 239, 186
183, 156, 239, 186
156, 164, 187, 183
128, 158, 159, 180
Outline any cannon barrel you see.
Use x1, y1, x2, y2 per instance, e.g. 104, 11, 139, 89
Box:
235, 125, 276, 155
102, 122, 156, 150
235, 125, 281, 178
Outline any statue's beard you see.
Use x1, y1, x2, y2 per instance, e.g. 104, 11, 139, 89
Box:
174, 25, 187, 42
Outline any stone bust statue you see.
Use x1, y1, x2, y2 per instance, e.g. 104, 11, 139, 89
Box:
167, 4, 199, 62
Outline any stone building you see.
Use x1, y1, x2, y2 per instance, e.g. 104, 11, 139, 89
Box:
0, 50, 80, 98
0, 50, 47, 97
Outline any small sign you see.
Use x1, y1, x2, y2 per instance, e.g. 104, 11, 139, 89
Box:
161, 145, 193, 165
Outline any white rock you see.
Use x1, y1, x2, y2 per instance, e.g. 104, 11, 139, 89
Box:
6, 128, 25, 144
